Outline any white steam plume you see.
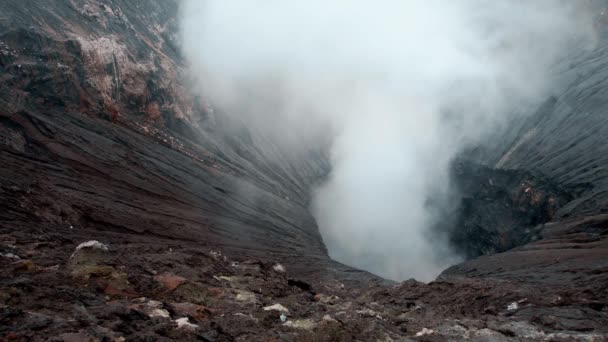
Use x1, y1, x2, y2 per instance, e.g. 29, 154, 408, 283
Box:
179, 1, 592, 281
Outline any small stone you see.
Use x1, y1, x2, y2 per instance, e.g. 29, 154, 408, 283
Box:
283, 319, 316, 330
175, 317, 199, 331
233, 312, 258, 322
68, 241, 111, 276
235, 290, 257, 304
129, 300, 170, 319
280, 313, 287, 322
356, 308, 382, 319
146, 300, 163, 309
272, 264, 286, 273
322, 314, 337, 322
71, 240, 108, 257
1, 253, 20, 259
415, 328, 435, 336
315, 294, 339, 305
263, 303, 289, 313
143, 266, 157, 275
239, 260, 263, 273
149, 308, 171, 319
209, 251, 222, 260
507, 302, 519, 311
214, 275, 238, 282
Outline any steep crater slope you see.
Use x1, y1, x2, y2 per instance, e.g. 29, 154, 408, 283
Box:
0, 0, 364, 280
436, 29, 608, 336
434, 159, 587, 259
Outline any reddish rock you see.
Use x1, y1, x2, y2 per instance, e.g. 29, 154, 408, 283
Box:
103, 283, 138, 298
146, 102, 161, 121
154, 273, 187, 291
206, 287, 225, 299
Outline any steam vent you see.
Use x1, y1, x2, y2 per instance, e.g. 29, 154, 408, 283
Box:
1, 1, 607, 341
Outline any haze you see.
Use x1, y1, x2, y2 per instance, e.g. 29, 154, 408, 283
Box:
180, 1, 592, 281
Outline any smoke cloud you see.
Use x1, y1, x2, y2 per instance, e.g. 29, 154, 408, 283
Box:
179, 1, 592, 281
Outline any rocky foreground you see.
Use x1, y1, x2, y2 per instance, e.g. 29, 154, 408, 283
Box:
1, 216, 607, 341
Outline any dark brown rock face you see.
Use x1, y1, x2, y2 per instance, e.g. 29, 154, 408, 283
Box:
1, 0, 608, 341
0, 0, 340, 273
433, 160, 586, 259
